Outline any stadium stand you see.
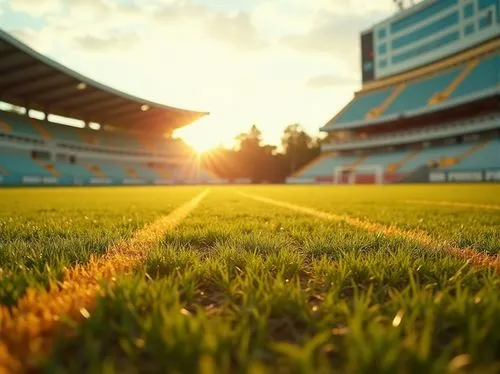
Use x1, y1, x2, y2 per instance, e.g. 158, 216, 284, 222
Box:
0, 29, 222, 186
289, 0, 500, 184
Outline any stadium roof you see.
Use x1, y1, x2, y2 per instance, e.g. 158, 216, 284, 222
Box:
0, 29, 208, 132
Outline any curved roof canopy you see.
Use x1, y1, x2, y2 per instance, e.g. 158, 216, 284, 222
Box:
0, 29, 208, 132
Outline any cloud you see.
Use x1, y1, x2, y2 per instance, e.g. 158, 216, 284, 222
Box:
281, 12, 369, 57
8, 0, 61, 17
74, 33, 141, 52
205, 12, 267, 51
2, 0, 396, 145
306, 74, 358, 89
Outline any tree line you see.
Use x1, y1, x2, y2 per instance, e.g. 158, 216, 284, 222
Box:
201, 124, 322, 183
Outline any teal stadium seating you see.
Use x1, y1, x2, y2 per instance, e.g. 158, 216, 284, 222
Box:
0, 154, 51, 176
1, 112, 41, 138
327, 51, 499, 128
333, 88, 393, 124
358, 150, 410, 168
445, 139, 500, 171
297, 155, 360, 178
384, 68, 461, 115
42, 122, 82, 143
397, 143, 472, 172
54, 162, 93, 179
132, 164, 159, 180
294, 139, 500, 180
449, 55, 499, 99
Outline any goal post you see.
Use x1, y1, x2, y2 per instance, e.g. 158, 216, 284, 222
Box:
333, 165, 384, 184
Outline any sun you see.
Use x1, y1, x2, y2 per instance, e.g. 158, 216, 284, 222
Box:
173, 116, 228, 153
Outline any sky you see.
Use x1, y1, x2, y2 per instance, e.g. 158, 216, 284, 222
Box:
0, 0, 399, 150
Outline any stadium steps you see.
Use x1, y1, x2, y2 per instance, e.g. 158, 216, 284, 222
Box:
83, 164, 105, 177
291, 153, 334, 177
349, 154, 369, 170
0, 119, 12, 133
125, 166, 138, 178
366, 83, 407, 119
34, 159, 60, 177
31, 120, 52, 140
428, 59, 480, 105
387, 149, 421, 172
439, 139, 491, 168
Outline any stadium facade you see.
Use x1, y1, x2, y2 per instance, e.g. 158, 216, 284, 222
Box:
0, 29, 221, 186
289, 0, 500, 184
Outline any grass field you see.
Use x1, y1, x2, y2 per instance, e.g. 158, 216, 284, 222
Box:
0, 184, 499, 373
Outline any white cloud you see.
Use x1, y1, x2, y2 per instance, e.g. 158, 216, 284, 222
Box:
8, 0, 62, 16
3, 0, 393, 144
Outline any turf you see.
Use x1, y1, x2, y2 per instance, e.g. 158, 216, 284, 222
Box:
0, 184, 499, 373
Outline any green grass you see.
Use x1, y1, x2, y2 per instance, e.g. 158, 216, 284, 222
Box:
1, 184, 499, 373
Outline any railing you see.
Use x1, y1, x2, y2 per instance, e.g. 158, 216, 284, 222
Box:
322, 113, 500, 152
0, 130, 187, 159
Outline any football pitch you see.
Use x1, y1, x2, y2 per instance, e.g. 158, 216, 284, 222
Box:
0, 184, 499, 373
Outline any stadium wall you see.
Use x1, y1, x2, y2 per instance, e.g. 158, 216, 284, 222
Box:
362, 0, 500, 83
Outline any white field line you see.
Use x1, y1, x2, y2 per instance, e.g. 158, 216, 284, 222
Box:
0, 189, 210, 373
405, 200, 500, 211
237, 191, 500, 271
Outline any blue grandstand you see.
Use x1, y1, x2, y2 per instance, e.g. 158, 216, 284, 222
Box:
290, 0, 500, 184
0, 29, 221, 186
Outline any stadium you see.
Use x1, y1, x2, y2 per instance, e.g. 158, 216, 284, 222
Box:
289, 0, 500, 184
0, 1, 500, 373
0, 29, 219, 186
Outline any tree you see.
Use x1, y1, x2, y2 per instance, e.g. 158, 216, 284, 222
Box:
202, 123, 320, 183
281, 124, 321, 174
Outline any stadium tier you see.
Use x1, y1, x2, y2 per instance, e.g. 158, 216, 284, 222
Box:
290, 0, 500, 184
0, 29, 220, 186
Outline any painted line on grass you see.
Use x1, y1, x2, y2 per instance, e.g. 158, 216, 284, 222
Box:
0, 189, 209, 373
405, 200, 500, 211
237, 191, 500, 272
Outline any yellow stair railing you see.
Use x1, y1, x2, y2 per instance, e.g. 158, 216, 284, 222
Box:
31, 120, 52, 140
83, 164, 105, 177
439, 139, 491, 168
125, 166, 137, 178
0, 119, 12, 133
34, 159, 60, 177
387, 149, 421, 172
366, 83, 407, 119
428, 59, 480, 105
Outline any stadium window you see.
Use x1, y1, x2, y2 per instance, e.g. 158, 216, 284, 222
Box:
391, 11, 459, 50
464, 23, 475, 35
377, 28, 387, 40
478, 12, 493, 29
363, 61, 373, 72
378, 59, 388, 68
390, 0, 458, 33
378, 43, 387, 55
478, 0, 497, 10
463, 3, 474, 19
